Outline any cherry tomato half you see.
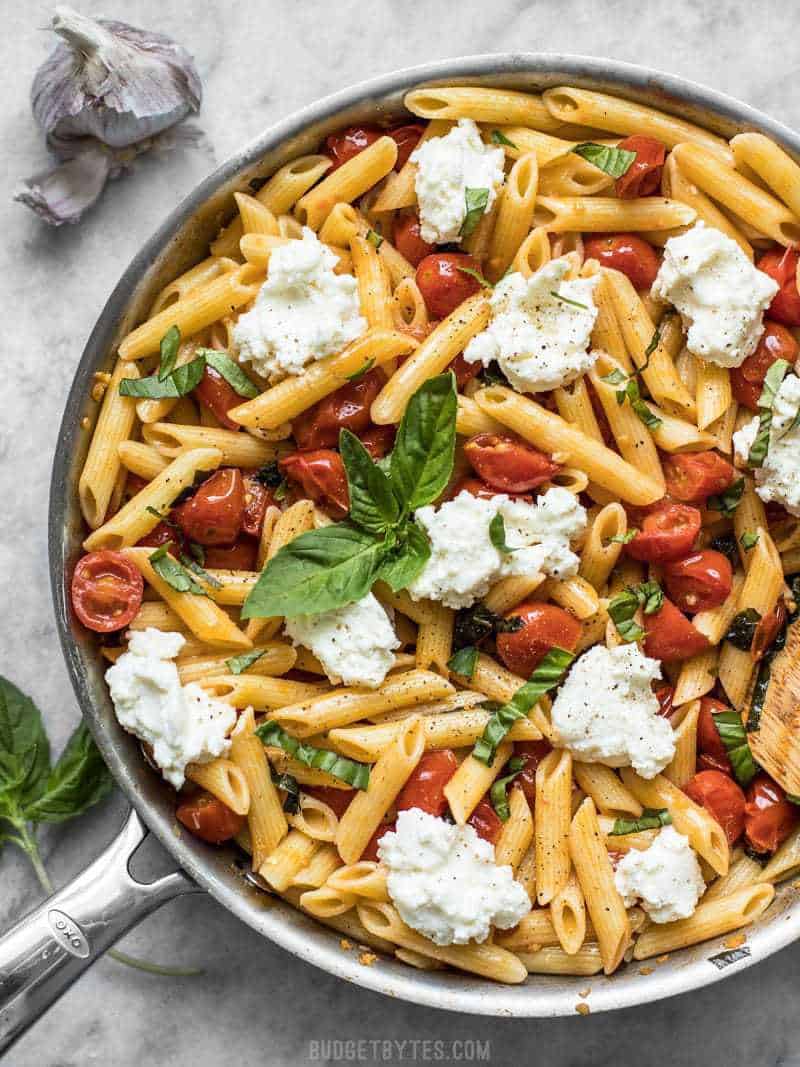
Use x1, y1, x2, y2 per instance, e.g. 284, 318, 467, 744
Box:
643, 597, 710, 662
136, 521, 186, 554
292, 368, 385, 451
449, 352, 483, 389
745, 774, 799, 853
663, 451, 735, 504
305, 786, 355, 819
389, 124, 426, 169
752, 601, 787, 662
626, 501, 702, 563
684, 770, 745, 845
468, 796, 503, 845
71, 550, 144, 633
393, 212, 435, 266
279, 449, 349, 518
464, 433, 561, 493
513, 740, 553, 805
697, 696, 733, 774
757, 247, 800, 326
614, 135, 667, 199
359, 424, 395, 459
655, 683, 675, 718
416, 253, 482, 319
241, 471, 273, 539
496, 602, 581, 678
663, 550, 733, 614
193, 364, 245, 431
176, 791, 245, 844
203, 540, 257, 570
583, 233, 661, 289
362, 818, 396, 862
730, 321, 800, 410
395, 750, 459, 817
451, 477, 532, 503
324, 123, 425, 172
174, 469, 245, 546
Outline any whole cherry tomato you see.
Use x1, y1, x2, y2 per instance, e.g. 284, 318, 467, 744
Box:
203, 540, 257, 570
730, 321, 800, 410
464, 433, 561, 493
643, 597, 710, 661
654, 683, 675, 718
362, 818, 396, 861
395, 750, 459, 817
241, 472, 274, 539
174, 469, 245, 546
279, 449, 349, 517
359, 424, 395, 459
745, 774, 799, 853
513, 740, 553, 804
176, 792, 245, 844
752, 601, 787, 662
496, 602, 581, 678
583, 233, 661, 289
305, 786, 355, 819
71, 550, 144, 633
614, 135, 668, 198
663, 451, 735, 504
449, 352, 483, 389
292, 368, 385, 451
684, 770, 746, 845
626, 501, 702, 563
416, 253, 482, 319
393, 212, 435, 266
697, 696, 733, 774
194, 364, 246, 431
468, 796, 503, 845
663, 550, 733, 613
757, 247, 800, 326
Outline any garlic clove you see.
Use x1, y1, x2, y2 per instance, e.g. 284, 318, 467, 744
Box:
14, 143, 112, 226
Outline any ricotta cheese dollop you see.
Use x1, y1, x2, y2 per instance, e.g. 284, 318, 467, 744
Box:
550, 643, 675, 779
733, 372, 800, 516
233, 226, 366, 380
407, 487, 587, 610
614, 826, 706, 923
284, 592, 400, 688
463, 259, 599, 393
410, 118, 506, 245
650, 222, 778, 368
105, 628, 236, 788
378, 808, 530, 945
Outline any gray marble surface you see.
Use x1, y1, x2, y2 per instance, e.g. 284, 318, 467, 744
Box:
3, 1, 800, 1064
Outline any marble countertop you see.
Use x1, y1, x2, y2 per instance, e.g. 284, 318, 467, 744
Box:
3, 2, 800, 1064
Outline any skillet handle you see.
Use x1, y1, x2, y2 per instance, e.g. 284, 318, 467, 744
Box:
0, 808, 198, 1054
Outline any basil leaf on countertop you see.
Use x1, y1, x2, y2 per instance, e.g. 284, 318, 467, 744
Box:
23, 722, 113, 824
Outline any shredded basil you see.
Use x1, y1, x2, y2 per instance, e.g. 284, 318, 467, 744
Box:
345, 357, 376, 382
605, 529, 638, 545
740, 530, 760, 551
712, 710, 759, 786
447, 645, 479, 679
460, 187, 490, 238
198, 349, 258, 399
256, 721, 371, 790
550, 290, 589, 311
725, 608, 762, 651
490, 757, 525, 821
179, 551, 222, 590
226, 649, 266, 675
707, 477, 745, 517
644, 327, 661, 359
601, 368, 662, 430
747, 359, 790, 468
457, 265, 493, 289
453, 603, 521, 650
149, 544, 207, 596
366, 228, 383, 249
488, 513, 517, 554
609, 809, 672, 835
120, 356, 206, 400
270, 768, 301, 813
491, 129, 518, 150
608, 582, 664, 643
157, 325, 181, 380
572, 142, 637, 179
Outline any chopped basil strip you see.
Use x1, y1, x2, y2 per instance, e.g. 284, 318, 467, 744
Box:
366, 228, 383, 249
226, 649, 266, 675
119, 356, 206, 399
457, 265, 493, 289
601, 368, 628, 387
472, 648, 574, 765
605, 528, 638, 545
274, 480, 288, 501
644, 327, 661, 359
778, 402, 800, 440
609, 808, 672, 836
490, 756, 525, 822
707, 477, 745, 517
572, 142, 637, 179
447, 645, 479, 678
747, 574, 800, 732
488, 513, 516, 554
740, 530, 760, 551
725, 608, 762, 651
179, 551, 222, 589
712, 710, 759, 786
550, 290, 589, 311
620, 377, 662, 429
345, 357, 376, 382
157, 325, 181, 381
148, 545, 207, 597
608, 582, 663, 642
270, 768, 301, 813
491, 129, 518, 149
460, 187, 490, 239
748, 358, 790, 468
198, 349, 258, 399
257, 721, 371, 790
453, 603, 521, 649
481, 361, 511, 387
787, 794, 800, 806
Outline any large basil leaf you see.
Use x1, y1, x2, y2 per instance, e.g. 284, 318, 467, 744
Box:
339, 429, 400, 533
390, 372, 457, 513
376, 522, 431, 592
24, 722, 113, 824
0, 676, 51, 820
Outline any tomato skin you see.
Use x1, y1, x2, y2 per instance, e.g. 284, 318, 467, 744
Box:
292, 368, 385, 451
324, 123, 424, 172
468, 797, 503, 845
684, 770, 745, 845
416, 253, 482, 319
514, 740, 552, 804
752, 601, 787, 662
663, 452, 735, 504
583, 233, 661, 289
279, 449, 349, 517
359, 424, 395, 459
464, 433, 561, 493
614, 135, 667, 199
395, 750, 459, 817
193, 365, 243, 431
241, 471, 273, 539
388, 124, 425, 169
745, 774, 799, 853
655, 683, 675, 718
176, 792, 245, 844
697, 697, 733, 774
449, 353, 483, 389
136, 521, 186, 553
643, 597, 710, 662
730, 321, 800, 410
496, 602, 581, 678
71, 550, 144, 633
662, 550, 733, 614
203, 540, 257, 570
393, 212, 435, 266
305, 786, 355, 819
173, 469, 245, 546
626, 501, 702, 563
450, 477, 533, 503
362, 819, 396, 862
757, 247, 800, 326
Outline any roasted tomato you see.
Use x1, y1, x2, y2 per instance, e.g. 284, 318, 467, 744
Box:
361, 818, 396, 862
513, 740, 553, 804
241, 471, 274, 539
395, 750, 459, 817
359, 424, 395, 459
292, 368, 385, 451
202, 540, 257, 570
496, 602, 581, 678
136, 521, 186, 553
393, 212, 435, 266
757, 247, 800, 326
583, 233, 661, 289
697, 696, 733, 774
71, 550, 144, 633
663, 550, 733, 613
449, 352, 483, 389
416, 253, 482, 319
389, 124, 426, 169
324, 122, 424, 171
304, 786, 355, 819
684, 770, 746, 845
468, 796, 503, 845
173, 468, 245, 546
654, 683, 675, 718
193, 364, 245, 431
752, 601, 787, 662
450, 477, 532, 503
730, 321, 800, 410
176, 792, 245, 844
625, 501, 702, 563
643, 597, 710, 662
663, 451, 735, 504
614, 135, 667, 199
279, 449, 349, 517
745, 774, 799, 853
464, 433, 561, 493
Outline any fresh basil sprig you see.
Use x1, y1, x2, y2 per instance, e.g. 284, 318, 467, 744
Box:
490, 757, 525, 822
747, 359, 790, 468
461, 187, 490, 238
447, 645, 479, 679
609, 808, 672, 836
712, 710, 759, 786
608, 581, 663, 642
572, 142, 637, 179
257, 721, 371, 789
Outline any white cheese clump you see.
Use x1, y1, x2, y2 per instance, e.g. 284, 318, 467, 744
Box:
284, 592, 399, 688
407, 487, 587, 609
410, 118, 505, 244
550, 643, 675, 779
733, 373, 800, 516
105, 628, 236, 788
650, 222, 778, 368
378, 808, 530, 945
614, 826, 706, 923
232, 227, 366, 380
463, 259, 599, 392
